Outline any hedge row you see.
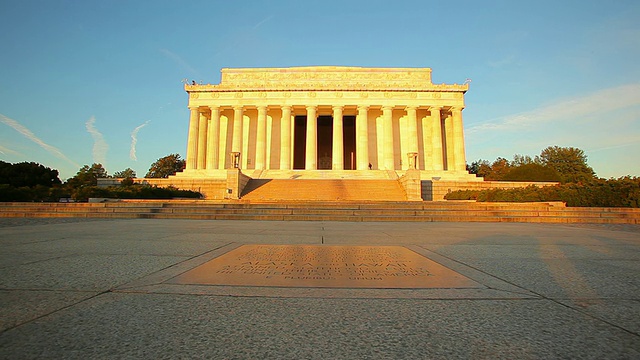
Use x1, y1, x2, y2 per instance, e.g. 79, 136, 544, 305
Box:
444, 177, 640, 207
73, 185, 202, 201
0, 184, 202, 202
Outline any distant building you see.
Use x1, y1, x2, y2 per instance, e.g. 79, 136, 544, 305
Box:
163, 66, 491, 200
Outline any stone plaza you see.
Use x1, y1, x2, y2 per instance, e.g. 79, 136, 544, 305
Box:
1, 218, 638, 358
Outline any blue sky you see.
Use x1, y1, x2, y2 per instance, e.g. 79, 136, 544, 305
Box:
1, 0, 639, 180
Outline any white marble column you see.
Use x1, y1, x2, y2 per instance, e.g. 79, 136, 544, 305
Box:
197, 111, 208, 169
280, 105, 292, 170
406, 106, 419, 154
206, 106, 220, 170
255, 105, 267, 169
332, 106, 344, 170
444, 112, 454, 170
232, 106, 243, 154
451, 107, 466, 171
186, 107, 199, 170
356, 105, 369, 170
382, 106, 394, 170
305, 106, 317, 170
430, 106, 444, 171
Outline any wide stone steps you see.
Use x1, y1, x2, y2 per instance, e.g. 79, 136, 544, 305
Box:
241, 179, 407, 201
1, 201, 639, 224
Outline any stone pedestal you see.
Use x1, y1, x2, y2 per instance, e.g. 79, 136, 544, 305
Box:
399, 169, 423, 201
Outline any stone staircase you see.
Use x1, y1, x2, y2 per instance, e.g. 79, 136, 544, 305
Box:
241, 179, 407, 201
1, 201, 639, 224
251, 170, 395, 180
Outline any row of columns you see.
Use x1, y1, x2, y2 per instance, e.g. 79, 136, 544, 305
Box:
185, 105, 465, 172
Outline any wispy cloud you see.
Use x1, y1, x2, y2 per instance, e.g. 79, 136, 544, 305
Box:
488, 54, 516, 68
253, 15, 274, 30
160, 48, 201, 78
0, 113, 78, 167
212, 15, 275, 59
587, 140, 640, 153
85, 116, 108, 165
467, 83, 640, 134
465, 83, 640, 177
0, 144, 21, 156
130, 120, 150, 161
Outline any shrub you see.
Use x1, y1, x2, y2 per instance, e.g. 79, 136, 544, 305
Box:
444, 177, 640, 208
70, 184, 202, 202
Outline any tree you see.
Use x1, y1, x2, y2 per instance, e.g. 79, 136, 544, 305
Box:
145, 154, 185, 178
511, 154, 539, 167
539, 146, 595, 183
467, 160, 492, 178
0, 161, 61, 187
501, 163, 561, 182
113, 168, 136, 179
66, 163, 108, 187
477, 157, 512, 180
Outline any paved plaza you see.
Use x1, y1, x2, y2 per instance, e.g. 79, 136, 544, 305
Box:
1, 218, 639, 359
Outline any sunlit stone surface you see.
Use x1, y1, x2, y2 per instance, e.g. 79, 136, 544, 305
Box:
171, 245, 481, 289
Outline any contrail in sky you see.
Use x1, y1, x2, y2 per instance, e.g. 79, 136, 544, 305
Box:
0, 144, 20, 156
130, 120, 150, 161
85, 116, 108, 165
159, 48, 201, 78
0, 113, 78, 167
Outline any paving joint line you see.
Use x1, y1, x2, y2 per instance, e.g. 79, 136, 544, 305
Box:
0, 289, 112, 335
421, 245, 640, 337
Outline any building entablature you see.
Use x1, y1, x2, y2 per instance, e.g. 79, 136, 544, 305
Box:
186, 91, 465, 111
185, 66, 469, 92
189, 103, 463, 115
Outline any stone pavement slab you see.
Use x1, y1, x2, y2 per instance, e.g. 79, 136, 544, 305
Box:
0, 218, 638, 359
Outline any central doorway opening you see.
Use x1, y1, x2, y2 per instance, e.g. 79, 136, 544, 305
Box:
292, 114, 357, 170
293, 116, 306, 170
343, 116, 356, 170
317, 116, 333, 169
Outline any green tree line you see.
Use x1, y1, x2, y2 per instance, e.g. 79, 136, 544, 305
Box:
0, 154, 197, 202
467, 146, 595, 183
450, 146, 639, 207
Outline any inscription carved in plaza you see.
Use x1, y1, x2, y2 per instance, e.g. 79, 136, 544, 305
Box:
171, 245, 479, 289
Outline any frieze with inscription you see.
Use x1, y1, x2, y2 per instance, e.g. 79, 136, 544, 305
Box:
184, 67, 468, 92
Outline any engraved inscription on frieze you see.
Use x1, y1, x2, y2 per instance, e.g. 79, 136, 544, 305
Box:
185, 67, 470, 93
170, 245, 480, 289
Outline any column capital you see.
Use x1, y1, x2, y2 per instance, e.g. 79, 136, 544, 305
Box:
306, 105, 317, 111
429, 106, 442, 111
232, 105, 243, 111
405, 105, 417, 111
281, 105, 291, 111
357, 105, 369, 111
208, 105, 220, 112
450, 106, 464, 112
188, 106, 200, 111
381, 105, 394, 111
332, 105, 344, 111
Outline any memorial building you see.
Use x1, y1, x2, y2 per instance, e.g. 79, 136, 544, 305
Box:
169, 66, 483, 200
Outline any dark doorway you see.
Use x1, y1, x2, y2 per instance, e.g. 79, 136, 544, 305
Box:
317, 116, 333, 169
343, 116, 356, 170
293, 116, 306, 169
293, 114, 357, 170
